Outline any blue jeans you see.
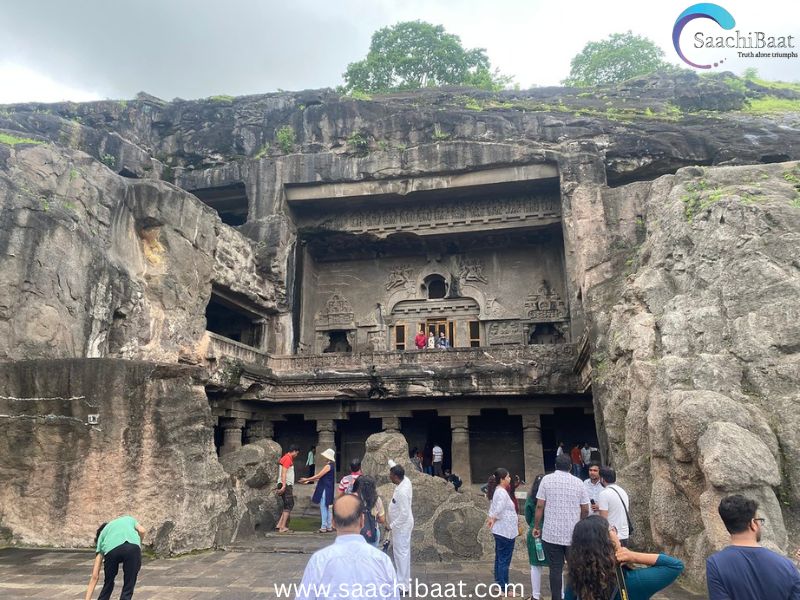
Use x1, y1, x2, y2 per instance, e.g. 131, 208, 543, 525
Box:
320, 490, 332, 529
493, 534, 515, 590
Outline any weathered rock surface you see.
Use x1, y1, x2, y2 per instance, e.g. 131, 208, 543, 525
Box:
219, 439, 283, 540
585, 161, 800, 581
0, 143, 276, 365
0, 359, 238, 553
364, 432, 525, 561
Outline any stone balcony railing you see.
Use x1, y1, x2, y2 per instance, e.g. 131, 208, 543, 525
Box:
265, 344, 577, 373
207, 331, 584, 399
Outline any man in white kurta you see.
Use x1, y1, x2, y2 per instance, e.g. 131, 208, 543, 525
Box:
296, 495, 398, 600
387, 465, 414, 592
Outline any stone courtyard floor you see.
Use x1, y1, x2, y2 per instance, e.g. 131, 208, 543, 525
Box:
0, 536, 706, 600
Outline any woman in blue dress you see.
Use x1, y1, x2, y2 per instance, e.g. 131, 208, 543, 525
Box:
564, 516, 684, 600
299, 448, 336, 532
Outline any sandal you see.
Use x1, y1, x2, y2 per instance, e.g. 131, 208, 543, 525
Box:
318, 528, 327, 533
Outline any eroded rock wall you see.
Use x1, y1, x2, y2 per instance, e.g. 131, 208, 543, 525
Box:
585, 161, 800, 580
0, 143, 276, 363
0, 359, 237, 552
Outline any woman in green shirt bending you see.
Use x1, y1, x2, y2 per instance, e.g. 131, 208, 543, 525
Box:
564, 516, 683, 600
85, 515, 145, 600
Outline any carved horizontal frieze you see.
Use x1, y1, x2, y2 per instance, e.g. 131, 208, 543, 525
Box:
298, 194, 561, 235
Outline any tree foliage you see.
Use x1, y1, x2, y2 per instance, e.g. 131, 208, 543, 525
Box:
342, 21, 511, 93
563, 31, 668, 87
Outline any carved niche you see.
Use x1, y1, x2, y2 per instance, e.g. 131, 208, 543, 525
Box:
524, 280, 569, 322
487, 320, 525, 345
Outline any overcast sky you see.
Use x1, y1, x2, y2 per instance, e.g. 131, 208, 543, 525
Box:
0, 0, 797, 103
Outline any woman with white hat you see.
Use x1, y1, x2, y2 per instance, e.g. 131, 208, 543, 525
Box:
299, 448, 336, 532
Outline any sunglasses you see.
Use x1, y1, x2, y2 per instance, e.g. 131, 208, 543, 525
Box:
753, 517, 766, 525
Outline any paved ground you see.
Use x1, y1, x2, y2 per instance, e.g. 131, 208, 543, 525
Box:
0, 536, 706, 600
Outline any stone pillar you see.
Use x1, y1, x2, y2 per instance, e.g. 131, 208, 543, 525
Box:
316, 419, 336, 471
381, 416, 401, 433
245, 420, 274, 444
220, 417, 245, 456
521, 414, 545, 484
450, 415, 472, 486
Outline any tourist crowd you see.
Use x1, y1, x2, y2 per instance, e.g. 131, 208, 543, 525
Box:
83, 444, 800, 600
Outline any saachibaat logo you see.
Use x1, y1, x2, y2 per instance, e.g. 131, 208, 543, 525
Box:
672, 3, 735, 68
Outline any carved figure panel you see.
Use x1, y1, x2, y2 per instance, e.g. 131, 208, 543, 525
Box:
385, 265, 415, 291
457, 258, 488, 284
487, 320, 524, 345
524, 280, 569, 322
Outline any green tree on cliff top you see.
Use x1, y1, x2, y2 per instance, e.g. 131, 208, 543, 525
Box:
342, 21, 512, 94
563, 31, 669, 86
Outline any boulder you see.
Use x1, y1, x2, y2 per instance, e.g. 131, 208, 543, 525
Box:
367, 432, 527, 562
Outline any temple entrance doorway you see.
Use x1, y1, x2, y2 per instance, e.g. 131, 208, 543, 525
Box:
469, 410, 524, 485
424, 319, 454, 347
336, 413, 382, 472
540, 407, 600, 472
400, 410, 452, 474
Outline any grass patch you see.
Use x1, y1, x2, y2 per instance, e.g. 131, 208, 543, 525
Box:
287, 516, 324, 532
341, 90, 372, 101
208, 95, 234, 103
0, 133, 43, 146
750, 78, 800, 94
744, 96, 800, 114
254, 144, 269, 159
276, 125, 296, 154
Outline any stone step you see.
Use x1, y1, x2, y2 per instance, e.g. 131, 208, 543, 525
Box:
226, 531, 332, 554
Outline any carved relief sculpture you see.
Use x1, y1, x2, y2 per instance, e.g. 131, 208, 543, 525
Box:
487, 320, 524, 345
385, 265, 415, 291
457, 258, 488, 284
524, 280, 569, 322
320, 292, 354, 326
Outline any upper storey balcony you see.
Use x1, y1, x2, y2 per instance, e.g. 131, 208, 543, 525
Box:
206, 332, 582, 401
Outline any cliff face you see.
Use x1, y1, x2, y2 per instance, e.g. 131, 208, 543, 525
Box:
587, 162, 800, 578
1, 72, 799, 576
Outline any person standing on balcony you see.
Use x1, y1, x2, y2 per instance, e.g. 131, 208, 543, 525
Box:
436, 332, 450, 349
414, 328, 427, 350
426, 332, 435, 349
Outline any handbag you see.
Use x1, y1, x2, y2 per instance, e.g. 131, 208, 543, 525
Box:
609, 486, 634, 535
612, 563, 630, 600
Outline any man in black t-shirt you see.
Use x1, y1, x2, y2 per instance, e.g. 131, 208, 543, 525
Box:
706, 495, 800, 600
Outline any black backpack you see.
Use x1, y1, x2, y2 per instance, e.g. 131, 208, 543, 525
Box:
360, 506, 378, 543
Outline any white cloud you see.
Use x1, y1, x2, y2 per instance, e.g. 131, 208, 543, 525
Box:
0, 63, 102, 104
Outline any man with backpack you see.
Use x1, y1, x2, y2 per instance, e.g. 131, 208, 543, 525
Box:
337, 458, 363, 497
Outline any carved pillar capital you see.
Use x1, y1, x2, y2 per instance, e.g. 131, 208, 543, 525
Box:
382, 416, 401, 433
316, 419, 337, 434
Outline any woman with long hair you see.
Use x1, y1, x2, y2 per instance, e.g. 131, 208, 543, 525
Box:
564, 515, 684, 600
299, 448, 336, 532
486, 467, 518, 594
351, 475, 386, 547
524, 474, 553, 600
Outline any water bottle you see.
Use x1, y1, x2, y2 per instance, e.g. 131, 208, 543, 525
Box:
534, 535, 545, 561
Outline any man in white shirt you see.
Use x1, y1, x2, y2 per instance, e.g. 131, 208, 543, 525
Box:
296, 494, 399, 600
431, 445, 444, 477
387, 465, 414, 592
580, 443, 597, 479
533, 453, 589, 600
597, 466, 631, 547
582, 463, 604, 514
